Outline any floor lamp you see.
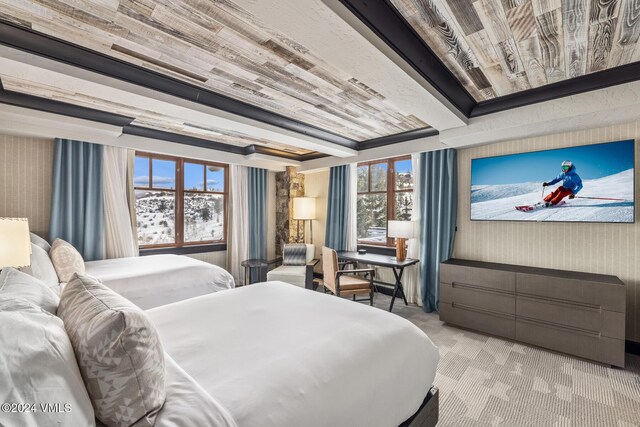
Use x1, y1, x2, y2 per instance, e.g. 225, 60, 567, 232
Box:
293, 197, 316, 244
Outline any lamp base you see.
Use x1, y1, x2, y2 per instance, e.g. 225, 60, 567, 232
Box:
395, 238, 407, 262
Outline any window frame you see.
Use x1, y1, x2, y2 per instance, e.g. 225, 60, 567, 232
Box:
134, 152, 229, 250
357, 155, 412, 247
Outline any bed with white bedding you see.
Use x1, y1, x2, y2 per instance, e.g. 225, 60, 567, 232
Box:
147, 281, 440, 427
84, 254, 234, 309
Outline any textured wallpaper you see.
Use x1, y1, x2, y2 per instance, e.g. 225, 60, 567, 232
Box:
0, 135, 54, 238
454, 122, 640, 343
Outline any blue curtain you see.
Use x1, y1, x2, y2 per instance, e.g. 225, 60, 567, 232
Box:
248, 167, 268, 261
325, 165, 350, 251
49, 138, 104, 261
419, 149, 457, 312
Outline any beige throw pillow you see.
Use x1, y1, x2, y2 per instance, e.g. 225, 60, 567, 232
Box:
58, 274, 166, 427
49, 239, 85, 283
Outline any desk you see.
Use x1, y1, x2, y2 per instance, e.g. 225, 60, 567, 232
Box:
336, 252, 419, 312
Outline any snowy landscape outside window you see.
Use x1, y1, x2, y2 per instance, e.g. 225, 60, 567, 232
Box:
134, 153, 228, 248
357, 156, 413, 246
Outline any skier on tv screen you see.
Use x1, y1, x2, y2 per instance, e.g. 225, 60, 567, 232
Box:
542, 160, 583, 206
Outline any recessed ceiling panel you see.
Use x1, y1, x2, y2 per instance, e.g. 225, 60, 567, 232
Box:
0, 0, 430, 140
0, 75, 315, 155
389, 0, 640, 101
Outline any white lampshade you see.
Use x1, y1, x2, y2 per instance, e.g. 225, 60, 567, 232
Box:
0, 218, 31, 269
293, 197, 316, 220
388, 220, 414, 239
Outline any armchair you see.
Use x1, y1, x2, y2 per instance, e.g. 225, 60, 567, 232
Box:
321, 246, 374, 305
267, 243, 318, 289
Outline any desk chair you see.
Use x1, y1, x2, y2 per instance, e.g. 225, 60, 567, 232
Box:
322, 246, 374, 305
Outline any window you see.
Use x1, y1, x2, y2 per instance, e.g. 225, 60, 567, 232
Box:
357, 156, 413, 246
134, 153, 228, 248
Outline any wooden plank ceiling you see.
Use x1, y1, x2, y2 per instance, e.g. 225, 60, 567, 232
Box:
389, 0, 640, 101
0, 0, 430, 142
0, 75, 315, 155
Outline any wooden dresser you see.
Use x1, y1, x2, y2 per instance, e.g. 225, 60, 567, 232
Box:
440, 259, 626, 367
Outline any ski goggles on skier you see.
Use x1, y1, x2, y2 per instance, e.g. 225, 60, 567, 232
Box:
562, 166, 570, 171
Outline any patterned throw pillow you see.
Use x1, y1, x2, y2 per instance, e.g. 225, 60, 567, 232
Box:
58, 274, 166, 427
49, 239, 85, 283
283, 243, 308, 266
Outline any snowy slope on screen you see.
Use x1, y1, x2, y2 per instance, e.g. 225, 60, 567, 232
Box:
471, 169, 634, 222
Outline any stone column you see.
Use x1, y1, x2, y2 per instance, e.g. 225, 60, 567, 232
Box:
275, 166, 305, 256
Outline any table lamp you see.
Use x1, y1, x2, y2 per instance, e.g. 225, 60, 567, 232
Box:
0, 218, 31, 269
293, 197, 316, 244
388, 220, 413, 262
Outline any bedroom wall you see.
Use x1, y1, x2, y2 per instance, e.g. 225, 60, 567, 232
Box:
187, 251, 227, 269
303, 169, 329, 273
453, 122, 640, 344
0, 134, 54, 237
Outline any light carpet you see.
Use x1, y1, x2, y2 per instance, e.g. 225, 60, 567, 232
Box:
370, 293, 640, 426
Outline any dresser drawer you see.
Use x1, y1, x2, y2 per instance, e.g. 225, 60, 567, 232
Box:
441, 282, 515, 315
516, 273, 625, 312
515, 318, 625, 367
516, 295, 625, 340
441, 263, 515, 293
440, 302, 515, 340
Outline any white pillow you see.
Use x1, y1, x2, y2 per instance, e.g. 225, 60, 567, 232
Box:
30, 232, 51, 253
0, 298, 95, 427
305, 243, 315, 263
20, 243, 60, 294
49, 239, 85, 283
0, 268, 59, 315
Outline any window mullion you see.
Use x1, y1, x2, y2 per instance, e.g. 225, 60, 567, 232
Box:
387, 159, 394, 247
176, 159, 184, 247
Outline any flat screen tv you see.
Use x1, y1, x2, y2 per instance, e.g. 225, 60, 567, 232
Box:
471, 140, 635, 223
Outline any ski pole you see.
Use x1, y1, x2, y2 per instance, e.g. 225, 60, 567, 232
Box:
541, 186, 545, 201
576, 196, 627, 201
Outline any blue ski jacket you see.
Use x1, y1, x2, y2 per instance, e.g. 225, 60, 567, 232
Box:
548, 165, 583, 194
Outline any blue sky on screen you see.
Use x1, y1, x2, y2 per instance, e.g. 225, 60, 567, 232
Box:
472, 140, 635, 185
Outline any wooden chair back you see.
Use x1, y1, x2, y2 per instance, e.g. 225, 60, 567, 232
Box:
322, 246, 338, 290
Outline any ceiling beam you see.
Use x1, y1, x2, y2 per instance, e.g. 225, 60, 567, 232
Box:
0, 51, 358, 158
358, 127, 439, 151
0, 103, 299, 170
0, 79, 324, 162
471, 61, 640, 117
441, 79, 640, 149
301, 133, 445, 172
336, 0, 475, 117
0, 20, 359, 150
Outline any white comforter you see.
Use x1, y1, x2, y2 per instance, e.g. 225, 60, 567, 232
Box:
85, 255, 234, 310
147, 282, 439, 427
